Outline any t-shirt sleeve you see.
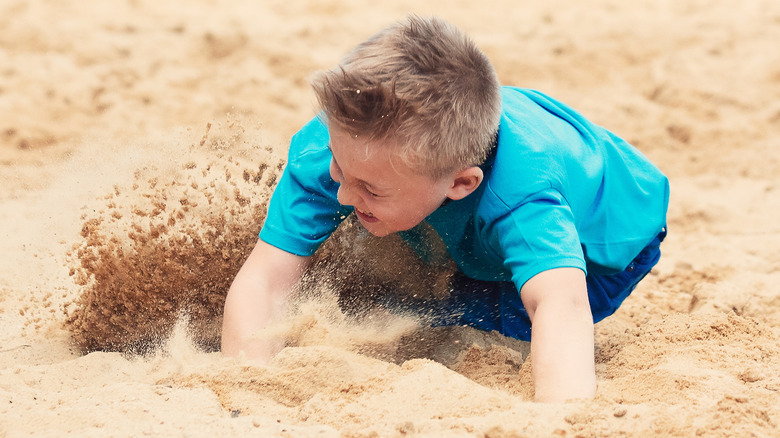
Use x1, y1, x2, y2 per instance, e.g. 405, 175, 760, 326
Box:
259, 118, 352, 256
487, 186, 587, 291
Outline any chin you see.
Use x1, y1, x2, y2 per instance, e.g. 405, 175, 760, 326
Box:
365, 227, 393, 237
355, 214, 393, 237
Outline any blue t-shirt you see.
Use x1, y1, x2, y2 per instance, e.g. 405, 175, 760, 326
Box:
259, 87, 669, 291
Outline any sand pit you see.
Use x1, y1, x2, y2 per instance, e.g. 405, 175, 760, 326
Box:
1, 0, 779, 436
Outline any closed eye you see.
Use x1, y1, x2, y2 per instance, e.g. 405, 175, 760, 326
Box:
366, 188, 382, 198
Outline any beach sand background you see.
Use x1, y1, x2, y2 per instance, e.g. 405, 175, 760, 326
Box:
1, 0, 779, 436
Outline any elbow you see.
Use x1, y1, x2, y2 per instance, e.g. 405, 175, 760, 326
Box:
520, 267, 590, 323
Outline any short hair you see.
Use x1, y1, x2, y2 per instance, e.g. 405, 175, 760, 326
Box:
311, 16, 501, 179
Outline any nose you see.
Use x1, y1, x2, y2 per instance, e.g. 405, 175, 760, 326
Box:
336, 182, 359, 207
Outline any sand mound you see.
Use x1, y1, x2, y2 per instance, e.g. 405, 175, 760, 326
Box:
64, 120, 285, 353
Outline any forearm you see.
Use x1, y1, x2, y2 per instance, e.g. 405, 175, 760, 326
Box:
221, 268, 287, 360
529, 297, 596, 402
221, 240, 308, 362
521, 267, 596, 403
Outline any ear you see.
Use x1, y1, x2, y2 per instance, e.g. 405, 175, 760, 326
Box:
446, 166, 483, 200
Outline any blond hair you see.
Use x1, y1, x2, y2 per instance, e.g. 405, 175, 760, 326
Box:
311, 16, 501, 179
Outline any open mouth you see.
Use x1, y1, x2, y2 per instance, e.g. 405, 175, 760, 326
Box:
355, 208, 379, 223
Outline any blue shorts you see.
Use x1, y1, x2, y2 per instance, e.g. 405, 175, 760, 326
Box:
403, 229, 666, 341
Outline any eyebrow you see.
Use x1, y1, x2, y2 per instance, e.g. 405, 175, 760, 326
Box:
328, 146, 386, 193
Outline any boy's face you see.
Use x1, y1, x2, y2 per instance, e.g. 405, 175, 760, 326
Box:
328, 127, 455, 237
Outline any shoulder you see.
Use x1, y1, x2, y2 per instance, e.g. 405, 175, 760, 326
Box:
498, 87, 594, 144
288, 115, 331, 160
283, 116, 334, 178
485, 90, 572, 201
498, 86, 555, 118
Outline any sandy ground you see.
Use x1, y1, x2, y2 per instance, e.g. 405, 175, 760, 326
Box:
2, 0, 780, 436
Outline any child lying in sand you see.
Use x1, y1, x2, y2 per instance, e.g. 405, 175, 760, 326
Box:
222, 16, 669, 402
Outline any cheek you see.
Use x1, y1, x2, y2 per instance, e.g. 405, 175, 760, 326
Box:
329, 160, 341, 183
370, 201, 419, 225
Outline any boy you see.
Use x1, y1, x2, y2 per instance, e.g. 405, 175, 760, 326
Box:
222, 16, 669, 402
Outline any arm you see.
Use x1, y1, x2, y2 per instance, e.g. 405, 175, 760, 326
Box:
221, 238, 310, 362
521, 267, 596, 402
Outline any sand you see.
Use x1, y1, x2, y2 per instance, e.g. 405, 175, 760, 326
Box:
1, 0, 779, 436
